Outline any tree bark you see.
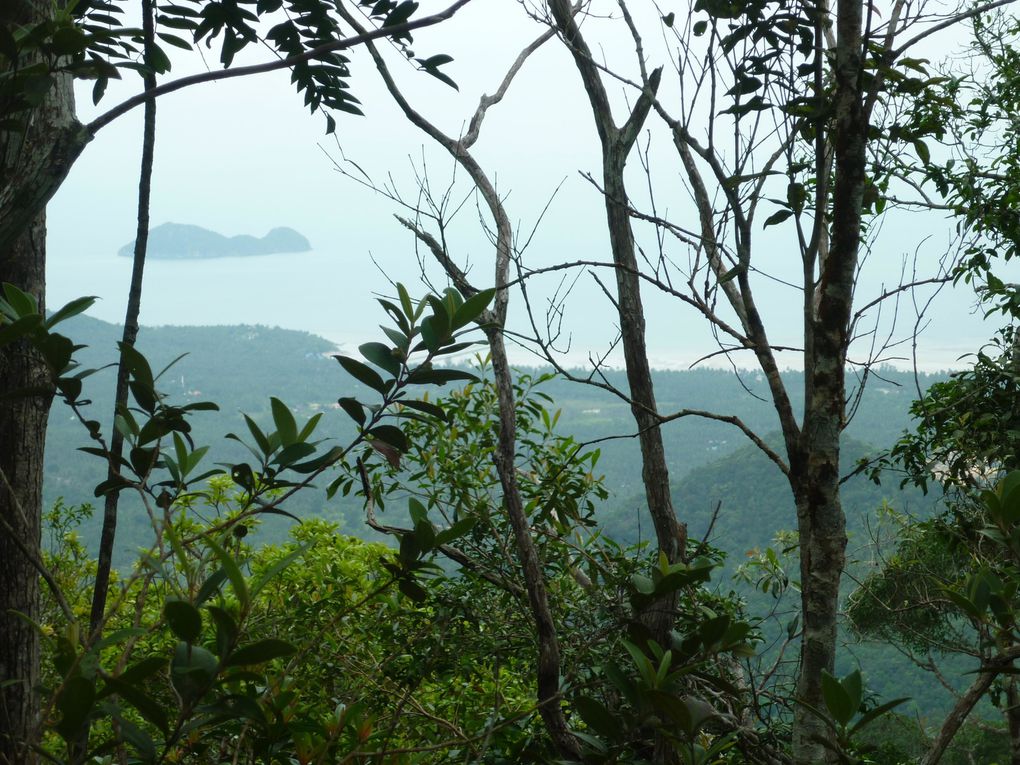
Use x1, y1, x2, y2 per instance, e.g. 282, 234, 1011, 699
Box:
0, 218, 50, 765
790, 0, 864, 761
0, 5, 76, 760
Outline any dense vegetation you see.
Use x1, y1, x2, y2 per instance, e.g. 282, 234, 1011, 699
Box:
34, 314, 980, 723
24, 305, 1016, 763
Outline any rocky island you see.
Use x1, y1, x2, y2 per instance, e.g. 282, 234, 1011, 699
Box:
119, 223, 311, 259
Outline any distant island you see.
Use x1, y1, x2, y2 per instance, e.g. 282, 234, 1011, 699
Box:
118, 223, 311, 259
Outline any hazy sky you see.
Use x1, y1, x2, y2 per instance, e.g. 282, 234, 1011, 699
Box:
46, 0, 1014, 372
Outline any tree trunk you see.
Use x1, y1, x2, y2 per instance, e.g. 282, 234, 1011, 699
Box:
546, 0, 682, 647
89, 0, 158, 641
790, 0, 864, 760
0, 218, 50, 765
0, 4, 77, 761
603, 149, 684, 637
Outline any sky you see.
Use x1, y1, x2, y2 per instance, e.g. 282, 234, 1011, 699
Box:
45, 0, 1014, 372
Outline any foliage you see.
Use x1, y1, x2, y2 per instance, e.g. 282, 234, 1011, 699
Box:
873, 325, 1020, 494
1, 281, 495, 762
0, 0, 457, 132
922, 12, 1020, 300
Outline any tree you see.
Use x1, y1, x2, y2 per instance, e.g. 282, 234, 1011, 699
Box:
328, 1, 1016, 761
0, 2, 470, 760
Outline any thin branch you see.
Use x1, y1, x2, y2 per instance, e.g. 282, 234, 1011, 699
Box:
890, 0, 1019, 59
461, 22, 564, 149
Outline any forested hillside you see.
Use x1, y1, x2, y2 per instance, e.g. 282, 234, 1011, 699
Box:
42, 316, 973, 719
45, 316, 945, 556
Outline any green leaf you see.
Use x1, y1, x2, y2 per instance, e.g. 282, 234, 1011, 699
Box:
408, 497, 428, 525
360, 341, 402, 376
274, 442, 317, 467
196, 568, 228, 606
574, 695, 617, 738
420, 315, 445, 353
435, 516, 476, 546
55, 676, 95, 741
2, 282, 38, 316
103, 676, 169, 733
118, 341, 154, 388
231, 462, 255, 492
405, 367, 479, 386
243, 414, 272, 456
369, 424, 408, 452
338, 397, 366, 427
270, 397, 298, 445
164, 598, 203, 643
914, 138, 930, 165
171, 642, 218, 701
763, 208, 794, 228
296, 412, 323, 442
0, 314, 42, 347
114, 657, 167, 687
692, 19, 707, 35
451, 287, 495, 329
850, 697, 909, 736
841, 669, 863, 716
382, 0, 418, 28
400, 398, 448, 422
114, 715, 157, 762
225, 638, 296, 666
205, 536, 250, 610
821, 670, 856, 726
45, 295, 96, 329
398, 577, 428, 602
207, 605, 238, 658
396, 283, 415, 319
335, 355, 387, 394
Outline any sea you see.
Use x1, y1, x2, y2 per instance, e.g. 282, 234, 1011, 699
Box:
46, 248, 997, 374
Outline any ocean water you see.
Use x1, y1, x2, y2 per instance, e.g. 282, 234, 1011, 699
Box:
47, 248, 389, 353
47, 248, 994, 373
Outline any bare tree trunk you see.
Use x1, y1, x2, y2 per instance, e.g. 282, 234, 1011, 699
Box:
0, 5, 76, 759
790, 0, 864, 760
338, 12, 581, 756
546, 0, 683, 647
487, 329, 581, 760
